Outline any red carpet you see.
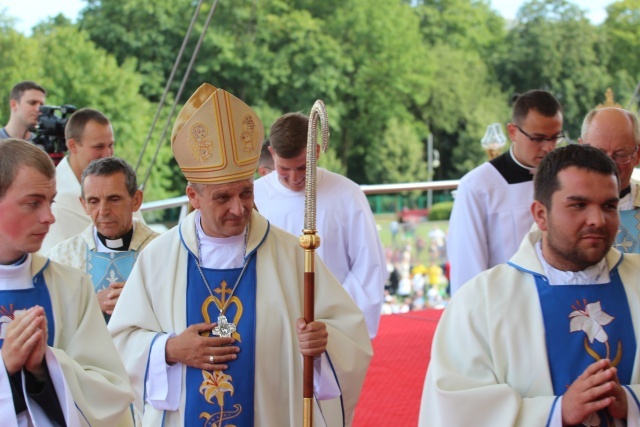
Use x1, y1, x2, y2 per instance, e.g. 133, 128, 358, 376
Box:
353, 309, 443, 427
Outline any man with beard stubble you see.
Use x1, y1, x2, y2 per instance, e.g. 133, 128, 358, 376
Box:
420, 144, 640, 426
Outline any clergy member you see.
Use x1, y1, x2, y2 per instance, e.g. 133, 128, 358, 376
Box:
48, 157, 158, 322
253, 112, 386, 338
0, 138, 134, 426
579, 107, 640, 253
420, 144, 640, 426
108, 83, 372, 426
447, 89, 564, 294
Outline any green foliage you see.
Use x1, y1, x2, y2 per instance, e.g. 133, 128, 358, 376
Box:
494, 0, 611, 139
428, 201, 454, 221
365, 117, 428, 184
0, 18, 176, 204
4, 0, 640, 198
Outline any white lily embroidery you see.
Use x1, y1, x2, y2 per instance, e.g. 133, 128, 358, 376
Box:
569, 301, 614, 344
106, 269, 119, 285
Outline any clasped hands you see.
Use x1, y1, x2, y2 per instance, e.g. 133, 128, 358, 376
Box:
1, 306, 48, 380
562, 358, 628, 425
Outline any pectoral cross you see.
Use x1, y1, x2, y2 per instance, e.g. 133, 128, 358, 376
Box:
212, 314, 236, 338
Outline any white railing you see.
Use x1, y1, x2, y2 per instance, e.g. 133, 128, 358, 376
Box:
140, 179, 460, 221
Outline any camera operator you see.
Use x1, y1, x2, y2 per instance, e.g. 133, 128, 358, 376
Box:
0, 81, 46, 141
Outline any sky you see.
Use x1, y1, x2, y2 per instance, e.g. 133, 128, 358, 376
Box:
0, 0, 616, 34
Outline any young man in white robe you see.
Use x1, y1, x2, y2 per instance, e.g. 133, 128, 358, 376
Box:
421, 144, 640, 426
108, 84, 372, 427
48, 157, 159, 322
253, 112, 387, 339
40, 109, 145, 254
580, 107, 640, 253
447, 90, 564, 295
0, 138, 134, 426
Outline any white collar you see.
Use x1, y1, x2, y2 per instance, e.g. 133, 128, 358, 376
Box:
509, 145, 537, 174
619, 182, 639, 211
534, 241, 609, 285
0, 254, 33, 290
93, 223, 136, 253
194, 211, 245, 269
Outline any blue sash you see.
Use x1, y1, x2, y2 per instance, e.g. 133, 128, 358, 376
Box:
0, 264, 55, 348
614, 208, 640, 253
86, 248, 137, 323
184, 253, 257, 427
535, 267, 636, 425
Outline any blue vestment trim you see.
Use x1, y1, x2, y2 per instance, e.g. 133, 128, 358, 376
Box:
0, 265, 55, 348
184, 252, 258, 427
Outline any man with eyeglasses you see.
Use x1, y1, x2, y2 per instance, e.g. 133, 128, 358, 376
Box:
580, 107, 640, 253
448, 90, 563, 295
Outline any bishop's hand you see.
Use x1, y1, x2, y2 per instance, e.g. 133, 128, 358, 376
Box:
165, 322, 239, 370
296, 318, 328, 358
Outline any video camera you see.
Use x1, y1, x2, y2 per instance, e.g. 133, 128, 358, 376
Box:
32, 104, 77, 165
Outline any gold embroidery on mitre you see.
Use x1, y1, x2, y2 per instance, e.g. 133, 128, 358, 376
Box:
240, 115, 257, 153
189, 123, 214, 162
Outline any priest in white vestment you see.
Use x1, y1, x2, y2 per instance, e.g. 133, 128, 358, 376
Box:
0, 138, 134, 426
421, 144, 640, 426
109, 84, 372, 427
254, 112, 386, 339
579, 107, 640, 254
48, 157, 159, 321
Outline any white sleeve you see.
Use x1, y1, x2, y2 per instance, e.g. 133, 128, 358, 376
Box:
313, 354, 341, 400
145, 333, 182, 411
340, 191, 386, 339
447, 177, 489, 295
0, 352, 19, 427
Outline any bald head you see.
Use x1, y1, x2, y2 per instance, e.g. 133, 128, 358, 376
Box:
580, 108, 640, 190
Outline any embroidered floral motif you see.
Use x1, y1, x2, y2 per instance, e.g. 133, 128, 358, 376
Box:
199, 370, 241, 426
569, 301, 614, 344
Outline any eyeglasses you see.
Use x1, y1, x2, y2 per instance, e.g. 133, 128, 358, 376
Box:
515, 125, 565, 144
604, 146, 638, 165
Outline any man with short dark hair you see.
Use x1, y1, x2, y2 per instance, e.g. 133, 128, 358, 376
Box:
448, 89, 564, 294
109, 84, 371, 426
253, 112, 387, 338
257, 138, 274, 177
41, 108, 120, 253
421, 144, 640, 425
580, 107, 640, 252
48, 157, 158, 322
0, 138, 134, 426
0, 81, 46, 141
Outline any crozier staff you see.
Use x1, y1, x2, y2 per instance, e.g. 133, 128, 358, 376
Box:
108, 83, 372, 427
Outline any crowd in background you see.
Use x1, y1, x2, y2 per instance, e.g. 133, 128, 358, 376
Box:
382, 220, 449, 314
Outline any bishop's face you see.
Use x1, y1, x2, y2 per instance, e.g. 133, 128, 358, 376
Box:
187, 179, 254, 238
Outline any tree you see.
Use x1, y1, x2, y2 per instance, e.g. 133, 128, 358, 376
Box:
494, 0, 611, 138
365, 117, 428, 184
0, 18, 176, 204
602, 0, 640, 110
